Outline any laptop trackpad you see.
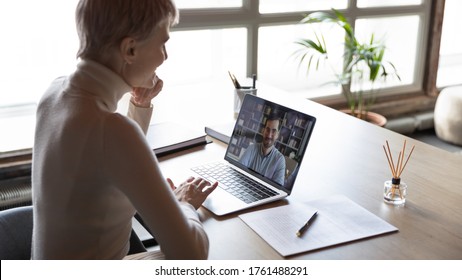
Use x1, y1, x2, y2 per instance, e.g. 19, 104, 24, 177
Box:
202, 187, 245, 216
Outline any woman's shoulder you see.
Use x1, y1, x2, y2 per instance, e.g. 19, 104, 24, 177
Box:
103, 112, 140, 133
102, 113, 146, 145
37, 76, 68, 106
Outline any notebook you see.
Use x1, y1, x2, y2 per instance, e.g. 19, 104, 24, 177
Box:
146, 122, 209, 157
192, 94, 316, 216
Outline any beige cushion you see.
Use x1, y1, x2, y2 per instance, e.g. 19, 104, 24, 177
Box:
434, 86, 462, 146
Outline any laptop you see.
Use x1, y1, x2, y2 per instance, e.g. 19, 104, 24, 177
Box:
192, 94, 316, 216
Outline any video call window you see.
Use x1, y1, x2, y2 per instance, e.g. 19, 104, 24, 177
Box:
227, 96, 315, 189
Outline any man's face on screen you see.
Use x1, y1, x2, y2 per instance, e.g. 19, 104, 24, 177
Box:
263, 119, 280, 149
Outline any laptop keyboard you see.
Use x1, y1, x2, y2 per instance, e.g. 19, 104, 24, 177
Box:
192, 162, 279, 204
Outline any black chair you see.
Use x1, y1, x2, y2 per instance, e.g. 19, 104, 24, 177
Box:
0, 205, 33, 260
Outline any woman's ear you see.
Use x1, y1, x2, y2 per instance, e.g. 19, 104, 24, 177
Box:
120, 37, 137, 64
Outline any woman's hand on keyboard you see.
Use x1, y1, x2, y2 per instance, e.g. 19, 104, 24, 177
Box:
167, 177, 218, 210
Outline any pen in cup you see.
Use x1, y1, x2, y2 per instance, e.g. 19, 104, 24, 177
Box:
228, 71, 257, 89
228, 71, 241, 89
296, 211, 318, 237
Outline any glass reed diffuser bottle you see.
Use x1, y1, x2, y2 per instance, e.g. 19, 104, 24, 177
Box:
383, 177, 407, 205
382, 140, 415, 206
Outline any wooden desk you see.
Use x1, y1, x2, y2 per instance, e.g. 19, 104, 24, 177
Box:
155, 82, 462, 259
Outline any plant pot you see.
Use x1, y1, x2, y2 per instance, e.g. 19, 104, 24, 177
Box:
340, 109, 387, 127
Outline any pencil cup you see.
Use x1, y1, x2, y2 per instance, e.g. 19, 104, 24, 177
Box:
234, 88, 257, 118
383, 178, 407, 205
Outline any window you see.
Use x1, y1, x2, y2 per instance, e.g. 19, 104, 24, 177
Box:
256, 1, 429, 99
258, 23, 344, 98
353, 16, 421, 90
0, 0, 449, 153
157, 28, 247, 85
356, 0, 423, 7
437, 0, 462, 87
173, 1, 432, 103
176, 0, 242, 9
259, 0, 347, 13
0, 0, 79, 108
0, 0, 436, 108
0, 0, 79, 153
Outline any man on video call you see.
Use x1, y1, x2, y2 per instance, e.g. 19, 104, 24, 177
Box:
239, 114, 286, 185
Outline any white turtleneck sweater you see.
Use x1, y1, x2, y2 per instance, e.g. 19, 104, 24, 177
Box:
31, 60, 209, 259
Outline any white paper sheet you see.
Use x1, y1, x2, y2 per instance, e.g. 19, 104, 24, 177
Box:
239, 195, 398, 257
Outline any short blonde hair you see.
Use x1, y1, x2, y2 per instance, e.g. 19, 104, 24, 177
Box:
76, 0, 179, 59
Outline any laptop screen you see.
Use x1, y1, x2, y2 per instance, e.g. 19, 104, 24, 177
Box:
225, 94, 316, 194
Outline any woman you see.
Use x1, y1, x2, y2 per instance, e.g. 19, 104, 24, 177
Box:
31, 0, 217, 259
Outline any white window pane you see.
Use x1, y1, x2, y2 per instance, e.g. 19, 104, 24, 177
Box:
439, 0, 462, 57
0, 110, 35, 152
437, 0, 462, 87
0, 0, 79, 107
260, 0, 347, 14
354, 16, 420, 91
176, 0, 242, 9
157, 28, 247, 85
258, 24, 344, 98
357, 0, 423, 8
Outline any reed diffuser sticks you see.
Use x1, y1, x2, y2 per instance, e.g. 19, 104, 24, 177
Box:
383, 140, 415, 179
383, 140, 415, 202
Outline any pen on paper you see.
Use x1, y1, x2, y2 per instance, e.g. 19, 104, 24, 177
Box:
296, 211, 318, 237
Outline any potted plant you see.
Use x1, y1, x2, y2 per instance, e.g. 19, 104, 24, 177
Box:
293, 8, 400, 126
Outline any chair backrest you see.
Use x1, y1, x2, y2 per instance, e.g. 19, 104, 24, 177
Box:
0, 205, 33, 260
284, 156, 298, 180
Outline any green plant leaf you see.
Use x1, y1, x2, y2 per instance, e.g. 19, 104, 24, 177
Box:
294, 8, 401, 119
